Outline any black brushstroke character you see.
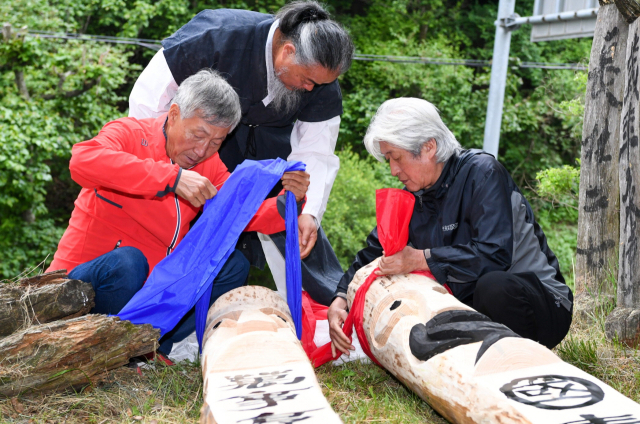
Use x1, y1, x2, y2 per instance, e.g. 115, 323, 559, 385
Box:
225, 388, 311, 410
619, 32, 640, 290
563, 414, 640, 424
589, 26, 622, 107
239, 410, 321, 424
500, 375, 604, 410
225, 371, 305, 390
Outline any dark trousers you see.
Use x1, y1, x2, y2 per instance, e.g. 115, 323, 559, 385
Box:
466, 271, 573, 349
69, 246, 250, 355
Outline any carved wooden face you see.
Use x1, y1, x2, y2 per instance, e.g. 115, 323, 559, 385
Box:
203, 286, 296, 344
348, 260, 472, 352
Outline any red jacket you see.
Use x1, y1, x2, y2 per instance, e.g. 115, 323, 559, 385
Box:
48, 115, 288, 274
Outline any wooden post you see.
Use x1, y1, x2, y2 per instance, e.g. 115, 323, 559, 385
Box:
348, 260, 640, 423
606, 9, 640, 345
575, 1, 628, 313
200, 286, 341, 424
0, 315, 158, 397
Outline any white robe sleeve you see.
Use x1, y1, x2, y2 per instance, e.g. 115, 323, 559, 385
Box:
287, 116, 341, 223
128, 49, 178, 119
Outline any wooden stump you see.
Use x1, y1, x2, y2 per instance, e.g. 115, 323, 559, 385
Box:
349, 260, 640, 423
0, 276, 94, 338
200, 286, 341, 424
607, 17, 640, 345
0, 314, 158, 397
576, 3, 628, 312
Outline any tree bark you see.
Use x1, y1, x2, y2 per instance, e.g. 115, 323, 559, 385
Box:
348, 260, 640, 422
576, 4, 628, 308
0, 277, 94, 338
0, 315, 158, 398
199, 286, 341, 424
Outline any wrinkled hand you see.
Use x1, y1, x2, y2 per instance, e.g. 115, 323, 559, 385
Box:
175, 169, 217, 208
281, 171, 310, 202
376, 246, 430, 276
328, 296, 353, 357
298, 214, 317, 259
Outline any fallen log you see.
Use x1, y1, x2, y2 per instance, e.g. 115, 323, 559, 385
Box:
0, 275, 94, 338
200, 286, 341, 424
348, 259, 640, 423
0, 314, 158, 397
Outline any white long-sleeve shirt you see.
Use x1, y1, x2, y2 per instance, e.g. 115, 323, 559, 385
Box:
128, 21, 340, 222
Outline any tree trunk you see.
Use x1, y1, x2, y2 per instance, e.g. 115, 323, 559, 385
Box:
576, 3, 628, 309
348, 260, 640, 423
0, 277, 95, 338
0, 315, 158, 398
606, 17, 640, 345
199, 286, 341, 424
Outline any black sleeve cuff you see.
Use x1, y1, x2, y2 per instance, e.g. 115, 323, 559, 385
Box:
156, 167, 182, 197
277, 194, 304, 219
426, 256, 448, 285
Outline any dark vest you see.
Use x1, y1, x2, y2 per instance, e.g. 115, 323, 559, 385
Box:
162, 9, 343, 192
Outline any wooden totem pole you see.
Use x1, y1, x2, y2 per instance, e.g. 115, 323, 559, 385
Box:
578, 0, 640, 345
199, 286, 341, 424
348, 259, 640, 423
576, 0, 627, 308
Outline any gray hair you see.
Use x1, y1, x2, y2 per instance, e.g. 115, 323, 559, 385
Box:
276, 1, 354, 75
363, 98, 462, 163
171, 69, 241, 130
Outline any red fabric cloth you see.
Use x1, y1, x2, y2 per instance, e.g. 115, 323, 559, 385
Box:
301, 292, 327, 354
48, 115, 288, 274
308, 188, 430, 367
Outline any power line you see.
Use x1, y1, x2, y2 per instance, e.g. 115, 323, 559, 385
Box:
25, 30, 587, 71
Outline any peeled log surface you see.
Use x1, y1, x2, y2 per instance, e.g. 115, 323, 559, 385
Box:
349, 260, 640, 423
200, 286, 341, 424
0, 314, 158, 398
0, 278, 95, 338
576, 3, 627, 300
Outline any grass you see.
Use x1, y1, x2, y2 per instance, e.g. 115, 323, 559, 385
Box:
2, 300, 640, 423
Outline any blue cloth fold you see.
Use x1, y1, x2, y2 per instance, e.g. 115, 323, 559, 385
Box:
117, 158, 306, 350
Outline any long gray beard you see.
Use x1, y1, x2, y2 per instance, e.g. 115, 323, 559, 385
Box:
269, 68, 302, 115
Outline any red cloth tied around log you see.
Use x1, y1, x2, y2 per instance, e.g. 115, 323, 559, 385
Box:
308, 188, 436, 367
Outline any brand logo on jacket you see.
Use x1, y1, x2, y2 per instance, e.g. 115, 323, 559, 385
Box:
141, 138, 148, 146
442, 222, 458, 232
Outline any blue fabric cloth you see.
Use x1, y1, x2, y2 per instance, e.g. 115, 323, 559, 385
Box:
117, 159, 305, 349
158, 250, 249, 355
286, 190, 302, 339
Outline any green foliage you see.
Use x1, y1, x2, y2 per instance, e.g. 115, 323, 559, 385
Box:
532, 161, 580, 287
0, 0, 138, 279
323, 150, 402, 269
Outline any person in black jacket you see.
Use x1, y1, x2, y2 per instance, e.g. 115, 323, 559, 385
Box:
328, 97, 573, 357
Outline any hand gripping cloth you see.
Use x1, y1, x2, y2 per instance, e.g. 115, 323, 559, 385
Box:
311, 188, 434, 367
117, 159, 306, 350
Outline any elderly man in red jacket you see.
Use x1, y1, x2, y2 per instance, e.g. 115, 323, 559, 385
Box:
48, 69, 310, 357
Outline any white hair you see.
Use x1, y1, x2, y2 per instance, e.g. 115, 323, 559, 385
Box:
171, 69, 241, 130
363, 98, 462, 163
276, 1, 354, 75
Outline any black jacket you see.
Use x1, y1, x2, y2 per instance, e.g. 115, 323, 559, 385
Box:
335, 150, 573, 311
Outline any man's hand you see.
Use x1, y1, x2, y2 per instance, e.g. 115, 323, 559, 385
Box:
376, 246, 430, 276
281, 171, 310, 202
298, 214, 317, 259
175, 169, 217, 208
328, 296, 354, 357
